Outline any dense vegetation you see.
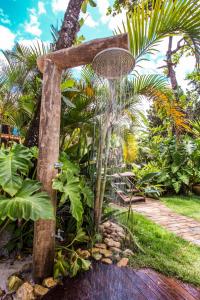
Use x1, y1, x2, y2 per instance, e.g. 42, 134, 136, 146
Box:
0, 0, 200, 283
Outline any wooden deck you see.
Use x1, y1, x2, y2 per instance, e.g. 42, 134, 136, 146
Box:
43, 263, 200, 300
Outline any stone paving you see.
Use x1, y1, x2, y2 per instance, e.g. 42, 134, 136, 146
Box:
132, 198, 200, 246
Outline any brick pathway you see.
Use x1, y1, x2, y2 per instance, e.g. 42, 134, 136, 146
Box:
132, 198, 200, 246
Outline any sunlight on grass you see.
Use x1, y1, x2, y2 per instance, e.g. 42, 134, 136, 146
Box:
161, 195, 200, 222
118, 211, 200, 286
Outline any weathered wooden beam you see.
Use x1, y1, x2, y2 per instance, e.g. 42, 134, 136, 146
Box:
33, 59, 62, 281
37, 34, 128, 73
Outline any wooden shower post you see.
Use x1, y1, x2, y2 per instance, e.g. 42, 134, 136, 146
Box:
33, 34, 129, 280
33, 59, 62, 281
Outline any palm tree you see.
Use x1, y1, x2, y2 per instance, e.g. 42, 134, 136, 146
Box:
0, 42, 49, 143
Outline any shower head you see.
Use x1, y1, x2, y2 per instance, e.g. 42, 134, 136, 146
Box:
92, 47, 135, 80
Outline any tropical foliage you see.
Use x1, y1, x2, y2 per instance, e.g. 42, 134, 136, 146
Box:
0, 144, 54, 221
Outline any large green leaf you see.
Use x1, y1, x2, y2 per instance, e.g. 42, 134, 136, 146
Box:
80, 178, 94, 208
60, 153, 80, 175
53, 171, 83, 224
0, 179, 54, 221
0, 144, 33, 196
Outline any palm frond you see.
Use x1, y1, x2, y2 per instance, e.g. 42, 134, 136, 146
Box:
126, 0, 200, 65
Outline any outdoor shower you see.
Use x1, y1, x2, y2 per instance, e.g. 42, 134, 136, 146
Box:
92, 47, 135, 79
92, 47, 135, 227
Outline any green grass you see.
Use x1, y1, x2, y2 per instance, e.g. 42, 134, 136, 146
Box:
117, 210, 200, 286
161, 195, 200, 221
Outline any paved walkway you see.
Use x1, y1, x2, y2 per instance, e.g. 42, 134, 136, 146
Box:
132, 199, 200, 247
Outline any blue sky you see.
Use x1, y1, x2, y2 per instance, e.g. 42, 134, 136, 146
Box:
0, 0, 115, 47
0, 0, 195, 90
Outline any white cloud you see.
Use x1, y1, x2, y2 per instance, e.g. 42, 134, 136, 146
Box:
96, 0, 126, 31
0, 25, 16, 50
80, 13, 98, 28
0, 8, 11, 24
52, 0, 69, 12
38, 1, 46, 15
96, 0, 110, 24
108, 10, 126, 31
18, 38, 50, 51
25, 14, 42, 36
176, 55, 195, 91
24, 5, 44, 37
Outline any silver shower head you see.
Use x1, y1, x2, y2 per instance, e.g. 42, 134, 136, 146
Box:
92, 47, 135, 79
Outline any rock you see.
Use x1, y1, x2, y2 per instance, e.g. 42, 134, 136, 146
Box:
123, 249, 134, 256
42, 278, 58, 288
92, 253, 102, 261
7, 275, 23, 292
113, 254, 121, 261
118, 232, 125, 239
77, 249, 90, 259
0, 287, 5, 297
16, 282, 35, 300
109, 235, 121, 243
104, 238, 121, 248
104, 228, 112, 234
94, 243, 107, 249
101, 258, 112, 265
102, 221, 111, 228
90, 247, 100, 254
99, 249, 112, 257
117, 258, 129, 267
34, 284, 49, 297
109, 247, 122, 254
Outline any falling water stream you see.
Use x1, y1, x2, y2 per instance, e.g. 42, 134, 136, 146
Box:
92, 48, 135, 226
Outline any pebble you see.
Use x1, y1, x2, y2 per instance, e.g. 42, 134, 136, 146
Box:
123, 249, 134, 256
42, 277, 58, 288
117, 258, 129, 267
34, 284, 49, 297
77, 249, 90, 259
109, 247, 122, 254
92, 253, 102, 261
104, 238, 121, 248
94, 243, 107, 249
16, 282, 35, 300
99, 249, 112, 257
101, 258, 112, 265
7, 275, 23, 292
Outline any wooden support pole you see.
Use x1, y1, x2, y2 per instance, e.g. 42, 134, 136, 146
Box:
33, 59, 62, 281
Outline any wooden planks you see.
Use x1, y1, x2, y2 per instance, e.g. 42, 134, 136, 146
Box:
43, 263, 200, 300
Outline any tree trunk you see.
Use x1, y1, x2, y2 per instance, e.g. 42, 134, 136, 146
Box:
24, 96, 41, 147
166, 36, 178, 91
33, 59, 62, 281
56, 0, 84, 50
25, 0, 84, 147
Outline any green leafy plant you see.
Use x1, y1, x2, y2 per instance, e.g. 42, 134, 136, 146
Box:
0, 144, 33, 196
157, 137, 200, 194
53, 154, 93, 227
54, 228, 91, 278
0, 179, 54, 221
133, 162, 163, 197
0, 144, 54, 222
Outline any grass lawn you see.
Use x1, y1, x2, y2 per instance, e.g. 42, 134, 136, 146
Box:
161, 195, 200, 222
117, 210, 200, 286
